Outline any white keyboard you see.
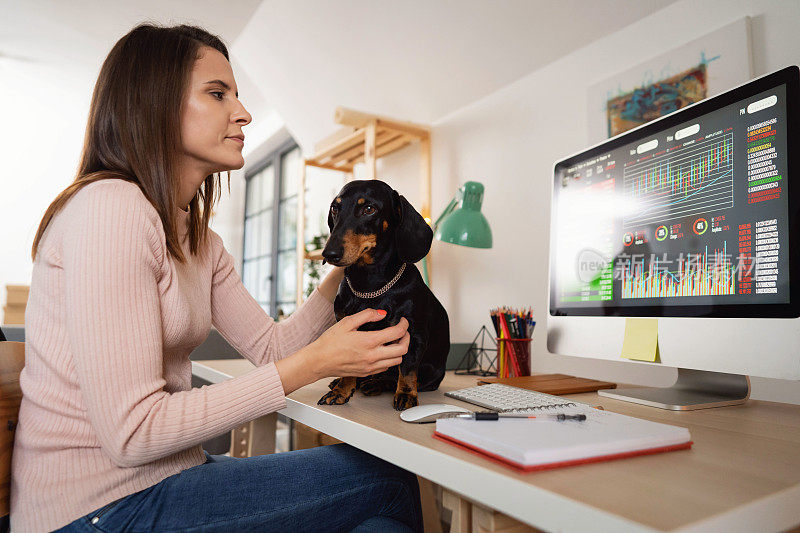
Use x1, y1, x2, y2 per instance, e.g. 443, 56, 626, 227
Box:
445, 383, 578, 413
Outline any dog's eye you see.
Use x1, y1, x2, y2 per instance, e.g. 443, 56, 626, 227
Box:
330, 205, 339, 216
363, 205, 376, 215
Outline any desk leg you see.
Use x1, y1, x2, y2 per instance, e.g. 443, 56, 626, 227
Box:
230, 413, 278, 457
442, 489, 471, 533
471, 503, 541, 533
419, 477, 444, 533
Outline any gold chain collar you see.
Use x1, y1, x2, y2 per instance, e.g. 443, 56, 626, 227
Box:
345, 263, 407, 299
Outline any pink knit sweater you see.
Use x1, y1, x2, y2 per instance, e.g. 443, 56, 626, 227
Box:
10, 179, 335, 532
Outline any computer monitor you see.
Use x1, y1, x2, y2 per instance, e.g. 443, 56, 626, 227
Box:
547, 65, 800, 410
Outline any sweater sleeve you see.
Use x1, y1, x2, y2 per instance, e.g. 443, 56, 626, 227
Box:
208, 230, 336, 366
61, 181, 287, 468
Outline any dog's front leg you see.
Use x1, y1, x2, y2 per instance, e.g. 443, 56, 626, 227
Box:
318, 376, 357, 405
393, 369, 418, 411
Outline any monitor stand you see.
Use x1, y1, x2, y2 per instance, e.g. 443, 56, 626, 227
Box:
597, 368, 750, 411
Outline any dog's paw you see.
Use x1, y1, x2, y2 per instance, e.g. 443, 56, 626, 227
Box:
318, 389, 355, 406
327, 378, 341, 390
360, 380, 384, 396
393, 392, 418, 411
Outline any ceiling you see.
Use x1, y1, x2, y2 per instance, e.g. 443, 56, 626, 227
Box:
0, 0, 260, 69
233, 0, 680, 149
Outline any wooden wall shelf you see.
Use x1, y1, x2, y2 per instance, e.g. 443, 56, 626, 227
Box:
307, 112, 429, 173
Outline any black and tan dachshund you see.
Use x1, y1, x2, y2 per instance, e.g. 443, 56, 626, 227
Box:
317, 179, 450, 411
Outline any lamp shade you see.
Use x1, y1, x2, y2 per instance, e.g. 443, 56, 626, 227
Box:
433, 181, 492, 248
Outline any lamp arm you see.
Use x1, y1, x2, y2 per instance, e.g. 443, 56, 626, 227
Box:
432, 197, 458, 231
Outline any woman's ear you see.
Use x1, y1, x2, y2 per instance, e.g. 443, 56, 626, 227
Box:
392, 190, 433, 263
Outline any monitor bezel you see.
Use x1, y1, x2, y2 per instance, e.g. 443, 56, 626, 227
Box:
549, 65, 800, 318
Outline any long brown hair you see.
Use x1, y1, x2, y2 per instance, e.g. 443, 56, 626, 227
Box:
31, 23, 231, 263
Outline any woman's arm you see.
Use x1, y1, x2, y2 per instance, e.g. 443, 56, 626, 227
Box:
317, 266, 344, 303
207, 241, 410, 394
209, 233, 342, 365
262, 266, 344, 358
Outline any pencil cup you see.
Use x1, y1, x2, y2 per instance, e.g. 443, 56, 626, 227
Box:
495, 338, 532, 377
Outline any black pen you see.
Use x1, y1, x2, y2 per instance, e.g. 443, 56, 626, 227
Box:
449, 412, 587, 421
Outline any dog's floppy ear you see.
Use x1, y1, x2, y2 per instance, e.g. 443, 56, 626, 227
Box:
392, 190, 433, 263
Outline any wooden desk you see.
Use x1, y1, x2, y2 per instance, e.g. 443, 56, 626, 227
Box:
192, 360, 800, 532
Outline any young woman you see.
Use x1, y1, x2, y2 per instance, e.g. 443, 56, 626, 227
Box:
11, 23, 421, 533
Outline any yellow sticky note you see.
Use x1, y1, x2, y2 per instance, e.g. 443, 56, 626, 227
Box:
621, 318, 660, 362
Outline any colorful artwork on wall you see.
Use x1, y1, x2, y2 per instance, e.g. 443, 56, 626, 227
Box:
605, 64, 708, 138
588, 17, 753, 144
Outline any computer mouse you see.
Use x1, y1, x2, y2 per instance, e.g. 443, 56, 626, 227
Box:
399, 403, 472, 423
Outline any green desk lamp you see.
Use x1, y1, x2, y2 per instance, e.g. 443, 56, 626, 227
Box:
422, 181, 492, 285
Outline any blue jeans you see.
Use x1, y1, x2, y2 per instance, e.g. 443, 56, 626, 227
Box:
55, 443, 423, 532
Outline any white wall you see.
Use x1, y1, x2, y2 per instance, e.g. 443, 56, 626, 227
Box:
0, 58, 93, 311
379, 0, 800, 403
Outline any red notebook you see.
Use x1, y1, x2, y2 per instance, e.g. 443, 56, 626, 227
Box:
433, 406, 692, 473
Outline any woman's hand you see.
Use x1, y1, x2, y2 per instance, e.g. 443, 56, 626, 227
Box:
310, 309, 409, 378
275, 309, 410, 395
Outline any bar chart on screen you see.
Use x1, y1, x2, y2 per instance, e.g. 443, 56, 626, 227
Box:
620, 242, 736, 299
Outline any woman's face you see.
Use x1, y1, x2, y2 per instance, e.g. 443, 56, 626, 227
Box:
179, 46, 251, 185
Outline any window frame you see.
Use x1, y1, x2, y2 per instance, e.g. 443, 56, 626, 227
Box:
242, 137, 300, 317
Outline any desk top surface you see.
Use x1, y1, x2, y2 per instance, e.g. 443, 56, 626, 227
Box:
192, 359, 800, 532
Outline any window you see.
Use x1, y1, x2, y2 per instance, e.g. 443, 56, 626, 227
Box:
242, 141, 302, 318
276, 147, 302, 316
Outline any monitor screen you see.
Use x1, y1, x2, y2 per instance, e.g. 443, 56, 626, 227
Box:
550, 66, 800, 318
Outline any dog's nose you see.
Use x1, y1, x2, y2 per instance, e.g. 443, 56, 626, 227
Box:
322, 247, 343, 264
